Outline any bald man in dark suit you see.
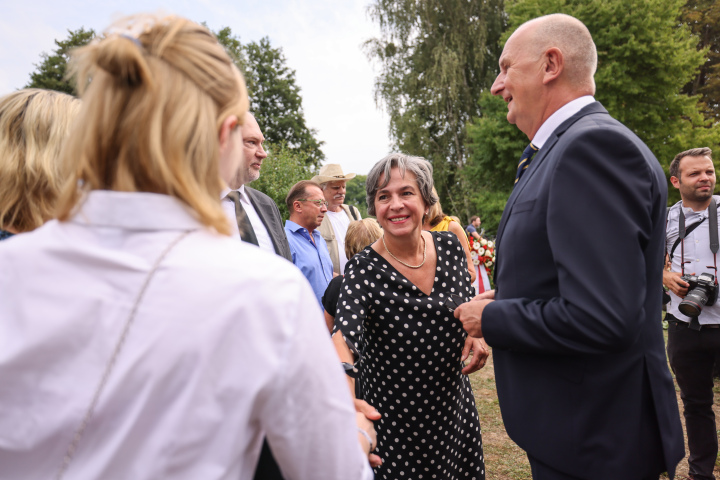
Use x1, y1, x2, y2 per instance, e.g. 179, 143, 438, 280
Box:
455, 14, 684, 479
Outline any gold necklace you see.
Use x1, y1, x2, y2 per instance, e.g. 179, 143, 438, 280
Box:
382, 233, 426, 269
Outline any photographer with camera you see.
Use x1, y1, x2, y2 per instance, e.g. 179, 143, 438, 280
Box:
664, 147, 720, 480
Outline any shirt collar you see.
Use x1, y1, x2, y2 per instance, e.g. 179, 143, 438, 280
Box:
532, 96, 596, 149
285, 219, 318, 235
70, 190, 204, 231
221, 185, 249, 204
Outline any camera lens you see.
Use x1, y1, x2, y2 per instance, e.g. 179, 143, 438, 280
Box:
679, 287, 710, 317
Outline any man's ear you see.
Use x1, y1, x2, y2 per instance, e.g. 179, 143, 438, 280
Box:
219, 115, 239, 151
670, 176, 681, 189
542, 47, 564, 85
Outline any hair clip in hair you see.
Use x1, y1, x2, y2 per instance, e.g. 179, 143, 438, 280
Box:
119, 33, 143, 49
104, 12, 173, 43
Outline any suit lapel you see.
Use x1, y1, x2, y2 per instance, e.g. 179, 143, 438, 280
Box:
496, 102, 608, 245
245, 188, 280, 250
495, 102, 609, 284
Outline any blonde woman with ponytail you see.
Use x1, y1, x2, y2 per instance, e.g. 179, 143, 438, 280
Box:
0, 14, 374, 480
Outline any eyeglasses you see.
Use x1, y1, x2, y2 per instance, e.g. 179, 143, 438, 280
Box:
298, 199, 329, 207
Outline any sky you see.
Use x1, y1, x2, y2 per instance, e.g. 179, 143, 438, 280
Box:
0, 0, 392, 175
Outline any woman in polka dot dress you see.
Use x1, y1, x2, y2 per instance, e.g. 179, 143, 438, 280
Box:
333, 153, 489, 480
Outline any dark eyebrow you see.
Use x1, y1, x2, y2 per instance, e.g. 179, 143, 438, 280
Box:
377, 185, 415, 195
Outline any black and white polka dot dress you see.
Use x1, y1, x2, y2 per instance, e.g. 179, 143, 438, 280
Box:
335, 231, 484, 479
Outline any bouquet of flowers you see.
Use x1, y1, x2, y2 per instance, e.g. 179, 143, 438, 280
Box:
468, 235, 496, 275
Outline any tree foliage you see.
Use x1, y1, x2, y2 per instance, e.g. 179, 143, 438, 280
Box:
681, 0, 720, 121
251, 142, 316, 222
25, 27, 325, 169
213, 30, 325, 168
464, 92, 526, 233
344, 175, 370, 219
25, 28, 95, 94
366, 0, 505, 217
242, 38, 325, 168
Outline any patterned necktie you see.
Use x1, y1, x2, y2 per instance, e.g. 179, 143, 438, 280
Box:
514, 142, 539, 186
226, 191, 259, 246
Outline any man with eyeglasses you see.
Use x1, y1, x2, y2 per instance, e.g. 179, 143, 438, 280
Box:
284, 180, 334, 306
222, 112, 292, 261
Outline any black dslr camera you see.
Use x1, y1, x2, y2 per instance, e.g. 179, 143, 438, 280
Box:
678, 272, 719, 317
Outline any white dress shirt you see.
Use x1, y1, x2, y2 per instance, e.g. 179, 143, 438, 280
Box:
0, 191, 373, 480
532, 95, 596, 147
221, 185, 275, 254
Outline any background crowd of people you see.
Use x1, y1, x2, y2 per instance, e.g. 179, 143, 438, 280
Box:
0, 8, 717, 480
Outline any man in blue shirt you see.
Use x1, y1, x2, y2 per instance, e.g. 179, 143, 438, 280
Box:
284, 180, 334, 306
466, 215, 482, 241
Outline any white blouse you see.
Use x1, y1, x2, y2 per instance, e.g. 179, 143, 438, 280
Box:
0, 191, 372, 480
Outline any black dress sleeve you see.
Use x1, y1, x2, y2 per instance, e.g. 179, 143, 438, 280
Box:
321, 275, 343, 317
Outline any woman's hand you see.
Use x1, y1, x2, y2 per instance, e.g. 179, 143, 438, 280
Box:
461, 336, 490, 374
355, 400, 382, 467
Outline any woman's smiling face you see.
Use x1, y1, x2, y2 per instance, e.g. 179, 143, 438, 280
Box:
374, 167, 428, 239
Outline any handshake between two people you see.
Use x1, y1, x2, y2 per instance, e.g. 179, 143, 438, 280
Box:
354, 399, 381, 467
453, 290, 496, 340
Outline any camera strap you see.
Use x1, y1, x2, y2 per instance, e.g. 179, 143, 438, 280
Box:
670, 217, 706, 262
709, 197, 718, 255
678, 198, 718, 330
678, 197, 718, 277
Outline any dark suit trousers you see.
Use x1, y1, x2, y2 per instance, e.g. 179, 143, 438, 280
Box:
668, 318, 720, 480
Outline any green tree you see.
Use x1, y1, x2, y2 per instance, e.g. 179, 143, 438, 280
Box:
25, 27, 95, 94
243, 38, 325, 167
464, 92, 527, 234
365, 0, 505, 218
251, 142, 316, 221
214, 31, 325, 168
681, 0, 720, 121
214, 26, 248, 75
344, 175, 369, 219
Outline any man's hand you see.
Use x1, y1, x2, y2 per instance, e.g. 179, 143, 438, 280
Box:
461, 336, 490, 374
473, 289, 495, 301
454, 299, 493, 337
354, 399, 382, 467
663, 270, 689, 298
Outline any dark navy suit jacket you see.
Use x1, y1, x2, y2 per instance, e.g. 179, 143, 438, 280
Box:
245, 186, 292, 262
482, 102, 684, 478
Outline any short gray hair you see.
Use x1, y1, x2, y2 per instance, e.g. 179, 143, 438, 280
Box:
366, 153, 437, 217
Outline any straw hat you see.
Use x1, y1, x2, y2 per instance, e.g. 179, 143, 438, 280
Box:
311, 164, 357, 184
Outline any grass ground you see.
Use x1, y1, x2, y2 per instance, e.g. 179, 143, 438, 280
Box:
467, 331, 720, 480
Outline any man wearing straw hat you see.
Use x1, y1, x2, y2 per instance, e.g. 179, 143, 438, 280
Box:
311, 164, 362, 275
